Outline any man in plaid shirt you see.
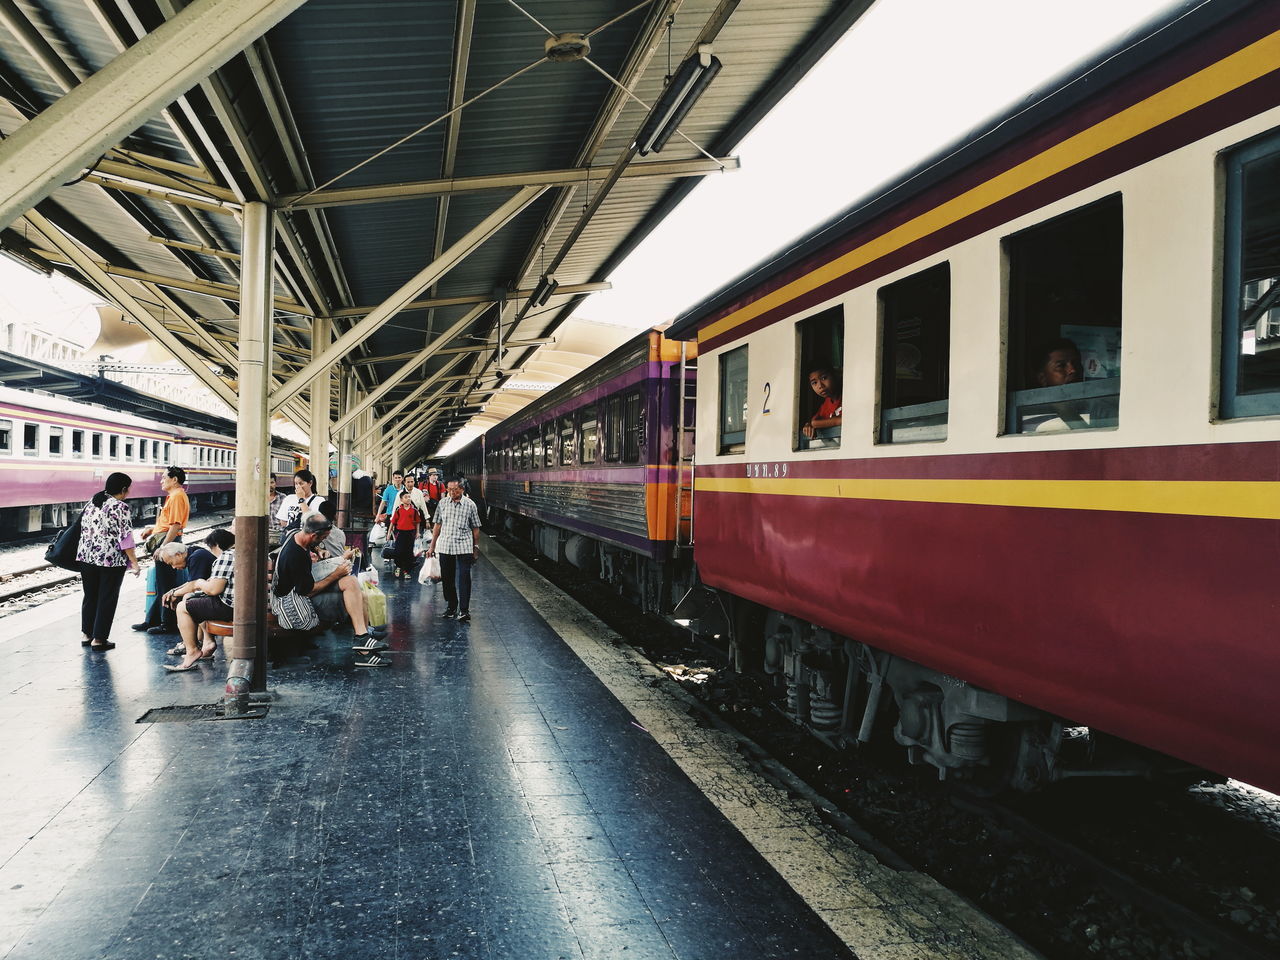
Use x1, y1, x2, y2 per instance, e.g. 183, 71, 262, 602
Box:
166, 544, 236, 671
428, 479, 481, 622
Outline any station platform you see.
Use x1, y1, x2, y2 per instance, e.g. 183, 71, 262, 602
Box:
0, 538, 1036, 960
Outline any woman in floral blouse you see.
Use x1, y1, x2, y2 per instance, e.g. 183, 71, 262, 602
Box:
77, 472, 140, 650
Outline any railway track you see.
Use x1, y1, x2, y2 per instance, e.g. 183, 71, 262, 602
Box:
0, 516, 234, 613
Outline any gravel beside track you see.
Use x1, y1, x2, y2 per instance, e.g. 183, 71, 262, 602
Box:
495, 533, 1280, 960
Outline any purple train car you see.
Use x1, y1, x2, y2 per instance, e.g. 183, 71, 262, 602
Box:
449, 328, 697, 611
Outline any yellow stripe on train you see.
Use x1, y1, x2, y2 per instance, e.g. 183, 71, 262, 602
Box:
694, 477, 1280, 521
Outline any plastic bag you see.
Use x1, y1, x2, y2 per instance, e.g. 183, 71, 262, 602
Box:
425, 555, 442, 582
368, 523, 387, 546
358, 568, 379, 587
413, 535, 427, 557
360, 579, 387, 628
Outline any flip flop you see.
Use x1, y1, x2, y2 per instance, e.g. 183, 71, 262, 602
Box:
164, 659, 202, 672
199, 644, 217, 660
165, 643, 185, 656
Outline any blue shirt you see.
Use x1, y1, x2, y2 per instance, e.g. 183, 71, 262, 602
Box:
379, 485, 398, 517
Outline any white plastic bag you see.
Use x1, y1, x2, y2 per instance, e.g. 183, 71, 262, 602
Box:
413, 535, 427, 557
425, 555, 442, 582
358, 568, 380, 587
368, 523, 387, 546
417, 557, 434, 584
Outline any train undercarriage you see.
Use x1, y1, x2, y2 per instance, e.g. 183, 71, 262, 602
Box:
1, 490, 232, 539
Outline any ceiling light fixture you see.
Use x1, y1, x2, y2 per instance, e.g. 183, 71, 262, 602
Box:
636, 45, 721, 157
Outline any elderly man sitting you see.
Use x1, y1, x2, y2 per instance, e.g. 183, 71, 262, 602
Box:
138, 539, 216, 636
163, 533, 236, 672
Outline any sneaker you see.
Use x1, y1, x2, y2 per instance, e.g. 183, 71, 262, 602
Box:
354, 654, 390, 668
442, 608, 457, 619
457, 612, 470, 623
352, 635, 390, 652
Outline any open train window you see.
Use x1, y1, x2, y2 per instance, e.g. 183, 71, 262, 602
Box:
622, 391, 643, 463
0, 419, 10, 454
1004, 196, 1122, 434
880, 264, 950, 443
91, 433, 102, 458
162, 442, 171, 462
719, 345, 748, 454
543, 422, 555, 467
48, 426, 63, 457
139, 439, 149, 461
604, 394, 622, 462
109, 435, 119, 459
580, 405, 599, 464
23, 422, 38, 456
559, 416, 574, 465
795, 309, 842, 450
1222, 130, 1280, 418
72, 430, 84, 458
125, 437, 135, 461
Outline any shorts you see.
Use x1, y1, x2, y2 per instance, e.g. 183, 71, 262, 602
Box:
311, 588, 348, 624
185, 594, 234, 624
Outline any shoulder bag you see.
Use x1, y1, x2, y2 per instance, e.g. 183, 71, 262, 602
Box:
45, 514, 83, 571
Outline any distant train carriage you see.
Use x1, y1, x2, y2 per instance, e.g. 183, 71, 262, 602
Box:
469, 329, 696, 611
0, 384, 301, 533
664, 0, 1280, 793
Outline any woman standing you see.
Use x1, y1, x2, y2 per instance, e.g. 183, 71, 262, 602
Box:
77, 472, 140, 651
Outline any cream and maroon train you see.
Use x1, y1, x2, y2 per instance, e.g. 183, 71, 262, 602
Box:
0, 384, 303, 535
662, 0, 1280, 793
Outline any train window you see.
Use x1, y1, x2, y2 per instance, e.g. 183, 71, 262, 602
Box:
91, 432, 102, 458
543, 422, 555, 467
580, 405, 599, 464
23, 422, 38, 456
48, 426, 63, 457
163, 442, 171, 462
1004, 196, 1122, 434
622, 391, 643, 463
520, 431, 532, 471
124, 437, 135, 461
719, 345, 748, 454
1222, 131, 1280, 418
0, 418, 10, 454
559, 417, 574, 465
139, 439, 149, 461
795, 308, 843, 450
879, 264, 950, 443
71, 430, 84, 458
109, 435, 119, 459
604, 394, 622, 462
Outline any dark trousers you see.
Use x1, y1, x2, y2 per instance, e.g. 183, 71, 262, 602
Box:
81, 563, 127, 641
142, 559, 180, 630
438, 552, 474, 613
393, 528, 417, 573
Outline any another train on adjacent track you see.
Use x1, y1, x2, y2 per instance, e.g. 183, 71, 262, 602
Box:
0, 384, 304, 536
449, 0, 1280, 795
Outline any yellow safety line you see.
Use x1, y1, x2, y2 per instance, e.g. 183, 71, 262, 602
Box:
694, 476, 1280, 520
700, 31, 1280, 345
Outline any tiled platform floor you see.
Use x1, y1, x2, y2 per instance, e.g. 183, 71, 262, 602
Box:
0, 546, 860, 960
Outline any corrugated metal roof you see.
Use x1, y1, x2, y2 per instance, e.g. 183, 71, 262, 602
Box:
0, 0, 868, 463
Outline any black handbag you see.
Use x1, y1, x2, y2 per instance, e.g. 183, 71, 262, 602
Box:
45, 514, 83, 571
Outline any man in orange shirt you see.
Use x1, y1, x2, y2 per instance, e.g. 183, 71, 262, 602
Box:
133, 466, 190, 635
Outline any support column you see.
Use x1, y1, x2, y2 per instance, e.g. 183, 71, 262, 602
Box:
309, 315, 332, 497
336, 369, 355, 529
227, 200, 273, 710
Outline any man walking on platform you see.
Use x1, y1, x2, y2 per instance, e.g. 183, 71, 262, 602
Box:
428, 479, 481, 622
133, 465, 189, 635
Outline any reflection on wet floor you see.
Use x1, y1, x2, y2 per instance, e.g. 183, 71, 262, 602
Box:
0, 551, 854, 960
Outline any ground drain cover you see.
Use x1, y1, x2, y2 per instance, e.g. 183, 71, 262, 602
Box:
136, 702, 269, 723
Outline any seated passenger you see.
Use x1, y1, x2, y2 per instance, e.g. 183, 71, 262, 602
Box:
801, 366, 843, 441
164, 530, 236, 672
1034, 338, 1084, 387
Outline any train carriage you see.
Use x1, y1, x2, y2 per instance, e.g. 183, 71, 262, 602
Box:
468, 329, 696, 611
664, 0, 1280, 793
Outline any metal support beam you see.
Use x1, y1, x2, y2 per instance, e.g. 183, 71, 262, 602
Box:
329, 282, 609, 320
270, 185, 546, 413
0, 0, 309, 231
279, 156, 739, 210
309, 316, 332, 496
353, 352, 471, 448
330, 303, 489, 436
227, 200, 274, 707
25, 211, 240, 410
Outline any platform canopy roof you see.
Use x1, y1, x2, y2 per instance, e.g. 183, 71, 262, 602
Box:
0, 0, 870, 464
